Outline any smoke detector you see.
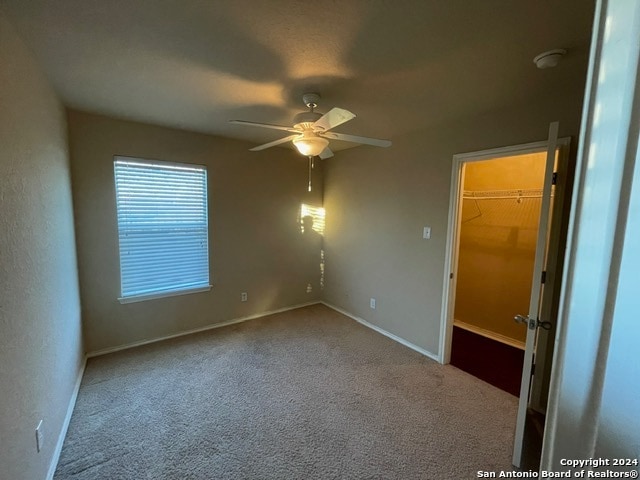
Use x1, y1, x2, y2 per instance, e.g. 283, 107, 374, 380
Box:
533, 49, 567, 69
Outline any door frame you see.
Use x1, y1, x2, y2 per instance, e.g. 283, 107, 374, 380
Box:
438, 137, 571, 365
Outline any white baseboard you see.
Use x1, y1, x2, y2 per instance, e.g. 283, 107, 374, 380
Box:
86, 301, 322, 358
321, 302, 441, 363
453, 319, 525, 350
46, 356, 87, 480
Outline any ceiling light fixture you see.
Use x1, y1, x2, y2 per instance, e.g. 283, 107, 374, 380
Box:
533, 49, 567, 69
292, 131, 329, 157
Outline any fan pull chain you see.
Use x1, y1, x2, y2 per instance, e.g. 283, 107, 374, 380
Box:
307, 156, 314, 192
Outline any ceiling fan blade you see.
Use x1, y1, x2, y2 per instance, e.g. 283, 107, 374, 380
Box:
319, 147, 334, 159
249, 134, 299, 151
230, 120, 299, 133
313, 107, 356, 132
321, 131, 392, 148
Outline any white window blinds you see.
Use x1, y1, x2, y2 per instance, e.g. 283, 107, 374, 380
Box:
114, 157, 210, 303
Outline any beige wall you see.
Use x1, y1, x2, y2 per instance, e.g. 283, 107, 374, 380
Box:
454, 154, 546, 343
67, 111, 323, 353
322, 89, 585, 357
0, 15, 84, 480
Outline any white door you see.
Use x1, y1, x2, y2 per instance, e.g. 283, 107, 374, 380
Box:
512, 121, 559, 467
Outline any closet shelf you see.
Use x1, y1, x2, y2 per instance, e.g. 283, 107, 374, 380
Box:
462, 188, 548, 200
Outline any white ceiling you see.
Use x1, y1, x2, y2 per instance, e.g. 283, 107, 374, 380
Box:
1, 0, 595, 150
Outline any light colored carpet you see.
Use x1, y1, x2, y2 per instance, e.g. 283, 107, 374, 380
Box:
54, 304, 517, 479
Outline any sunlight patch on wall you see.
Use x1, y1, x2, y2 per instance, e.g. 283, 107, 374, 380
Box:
300, 203, 326, 235
299, 203, 325, 293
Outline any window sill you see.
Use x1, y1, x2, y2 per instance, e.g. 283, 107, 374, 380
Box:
118, 285, 212, 304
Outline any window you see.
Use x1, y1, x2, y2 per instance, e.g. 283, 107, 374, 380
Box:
114, 157, 210, 303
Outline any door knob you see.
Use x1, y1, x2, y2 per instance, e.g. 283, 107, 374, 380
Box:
514, 314, 536, 330
514, 314, 529, 324
514, 314, 553, 331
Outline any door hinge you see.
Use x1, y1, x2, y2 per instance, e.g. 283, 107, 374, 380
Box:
541, 271, 547, 284
531, 363, 536, 376
450, 273, 454, 279
552, 171, 558, 185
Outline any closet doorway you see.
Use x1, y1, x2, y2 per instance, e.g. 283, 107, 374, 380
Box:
440, 137, 571, 395
440, 133, 573, 470
450, 151, 548, 395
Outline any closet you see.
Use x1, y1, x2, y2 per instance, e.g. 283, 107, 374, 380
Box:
450, 152, 548, 396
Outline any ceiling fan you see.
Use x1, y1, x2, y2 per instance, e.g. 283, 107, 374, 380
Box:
230, 93, 392, 160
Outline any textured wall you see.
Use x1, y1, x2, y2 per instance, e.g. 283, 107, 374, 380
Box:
67, 110, 323, 353
322, 90, 586, 358
0, 14, 84, 480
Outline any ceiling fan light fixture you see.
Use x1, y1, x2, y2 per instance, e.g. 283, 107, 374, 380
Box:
293, 133, 329, 157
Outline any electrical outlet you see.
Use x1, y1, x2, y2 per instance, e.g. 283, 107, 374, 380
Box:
370, 298, 376, 309
35, 420, 43, 453
241, 292, 248, 302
